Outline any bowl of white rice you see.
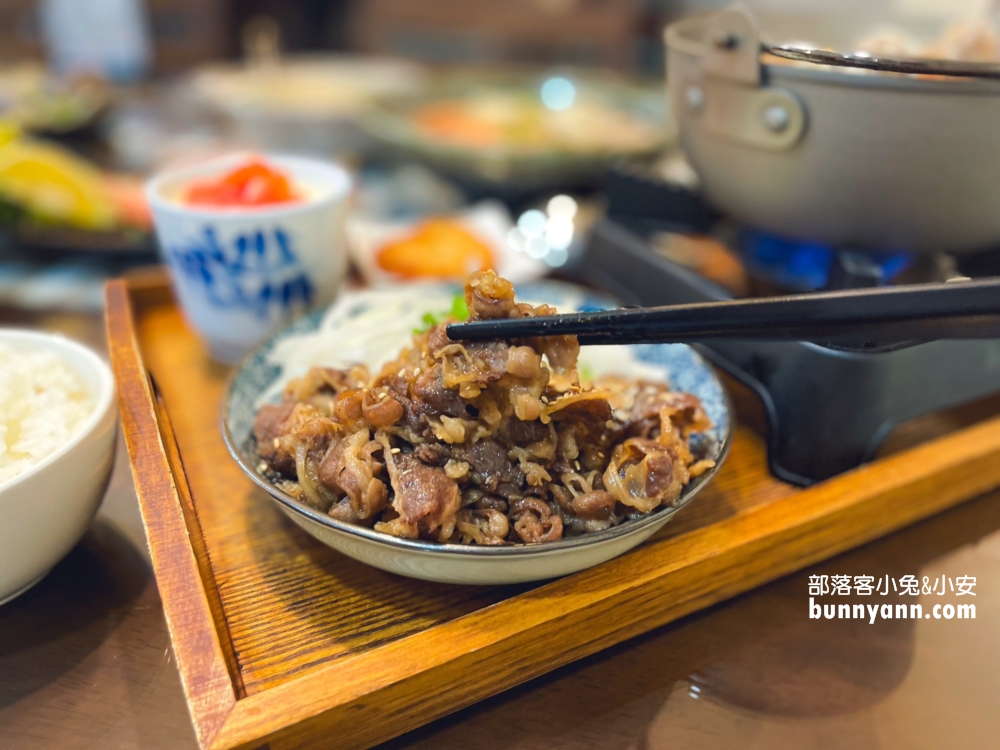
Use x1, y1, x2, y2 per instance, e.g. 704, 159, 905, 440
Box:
0, 330, 117, 605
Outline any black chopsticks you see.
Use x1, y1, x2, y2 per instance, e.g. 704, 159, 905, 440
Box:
446, 278, 1000, 352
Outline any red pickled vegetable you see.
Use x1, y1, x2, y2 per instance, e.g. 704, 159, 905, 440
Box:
184, 159, 299, 207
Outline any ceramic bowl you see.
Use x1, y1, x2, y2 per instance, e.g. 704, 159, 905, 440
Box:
0, 330, 117, 604
222, 283, 730, 585
146, 153, 353, 364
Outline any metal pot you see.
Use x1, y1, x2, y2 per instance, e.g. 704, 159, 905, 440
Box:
664, 5, 1000, 254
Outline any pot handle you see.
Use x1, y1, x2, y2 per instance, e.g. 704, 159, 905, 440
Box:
679, 3, 806, 151
702, 4, 762, 85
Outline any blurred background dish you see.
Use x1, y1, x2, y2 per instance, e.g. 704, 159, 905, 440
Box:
188, 53, 427, 158
0, 63, 110, 136
363, 70, 674, 192
0, 125, 153, 266
0, 132, 148, 233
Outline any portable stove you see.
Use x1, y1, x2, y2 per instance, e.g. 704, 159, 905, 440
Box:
574, 170, 1000, 485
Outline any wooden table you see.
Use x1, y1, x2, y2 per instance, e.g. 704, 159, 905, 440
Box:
3, 309, 1000, 750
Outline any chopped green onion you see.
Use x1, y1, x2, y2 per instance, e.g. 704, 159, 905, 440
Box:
450, 293, 469, 322
414, 293, 468, 334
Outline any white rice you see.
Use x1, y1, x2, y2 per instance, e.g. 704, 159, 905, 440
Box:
0, 343, 94, 486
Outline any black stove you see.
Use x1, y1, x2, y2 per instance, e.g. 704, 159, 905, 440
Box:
574, 169, 1000, 485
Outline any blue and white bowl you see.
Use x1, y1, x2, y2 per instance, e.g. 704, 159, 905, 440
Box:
222, 282, 731, 584
147, 153, 352, 364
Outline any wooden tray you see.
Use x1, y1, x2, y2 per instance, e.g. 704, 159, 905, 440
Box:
105, 273, 1000, 750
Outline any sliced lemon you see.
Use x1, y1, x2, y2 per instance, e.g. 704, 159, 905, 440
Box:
0, 139, 116, 230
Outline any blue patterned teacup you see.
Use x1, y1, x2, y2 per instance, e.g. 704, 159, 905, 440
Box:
146, 154, 352, 363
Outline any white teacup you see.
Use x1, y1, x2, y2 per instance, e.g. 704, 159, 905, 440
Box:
146, 154, 352, 363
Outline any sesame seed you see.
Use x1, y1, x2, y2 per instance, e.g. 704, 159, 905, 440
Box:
390, 447, 401, 454
574, 460, 581, 470
378, 391, 388, 400
272, 438, 280, 448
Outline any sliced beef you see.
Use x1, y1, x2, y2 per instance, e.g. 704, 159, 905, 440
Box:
413, 443, 447, 465
253, 269, 713, 546
253, 401, 338, 478
449, 439, 525, 494
318, 431, 388, 522
571, 490, 617, 521
388, 454, 461, 535
254, 402, 295, 448
502, 417, 550, 446
411, 368, 466, 418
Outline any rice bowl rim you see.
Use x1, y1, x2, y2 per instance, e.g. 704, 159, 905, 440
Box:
0, 329, 115, 494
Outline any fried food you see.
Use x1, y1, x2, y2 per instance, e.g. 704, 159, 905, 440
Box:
376, 219, 494, 280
